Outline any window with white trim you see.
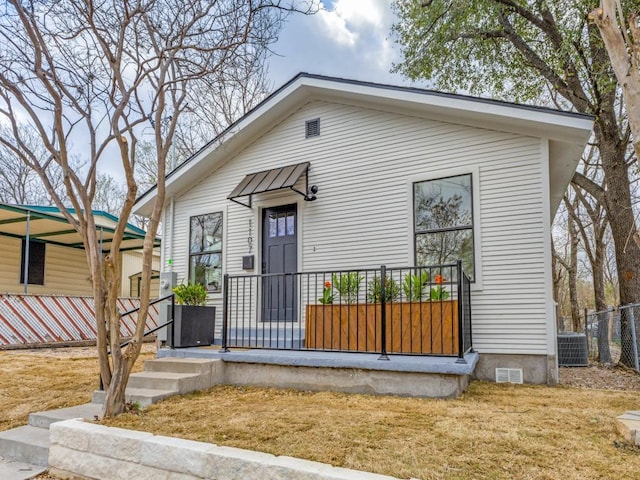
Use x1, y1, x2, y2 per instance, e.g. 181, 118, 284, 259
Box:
189, 212, 222, 292
413, 173, 475, 280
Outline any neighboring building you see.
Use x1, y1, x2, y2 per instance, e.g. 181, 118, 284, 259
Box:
0, 204, 160, 297
134, 73, 593, 384
122, 250, 161, 298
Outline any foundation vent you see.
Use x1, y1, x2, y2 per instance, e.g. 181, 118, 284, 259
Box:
495, 368, 523, 384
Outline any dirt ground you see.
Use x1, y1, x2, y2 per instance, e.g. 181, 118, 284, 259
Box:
559, 362, 640, 390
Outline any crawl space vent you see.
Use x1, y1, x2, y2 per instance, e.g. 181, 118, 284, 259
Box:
305, 118, 320, 138
495, 368, 523, 384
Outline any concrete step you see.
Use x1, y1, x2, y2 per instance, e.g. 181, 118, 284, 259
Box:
143, 357, 216, 374
28, 403, 103, 429
126, 371, 204, 394
0, 457, 46, 480
92, 387, 178, 407
0, 425, 50, 467
617, 411, 640, 445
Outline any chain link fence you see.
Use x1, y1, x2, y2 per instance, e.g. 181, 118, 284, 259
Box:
570, 305, 640, 372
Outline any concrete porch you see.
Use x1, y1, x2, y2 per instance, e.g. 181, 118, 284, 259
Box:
157, 347, 479, 398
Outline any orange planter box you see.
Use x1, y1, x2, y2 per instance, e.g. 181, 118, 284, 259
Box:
305, 301, 459, 355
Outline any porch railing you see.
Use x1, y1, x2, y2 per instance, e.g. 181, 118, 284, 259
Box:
222, 261, 472, 361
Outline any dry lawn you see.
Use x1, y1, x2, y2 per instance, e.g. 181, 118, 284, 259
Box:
0, 345, 153, 432
1, 348, 639, 480
103, 380, 640, 480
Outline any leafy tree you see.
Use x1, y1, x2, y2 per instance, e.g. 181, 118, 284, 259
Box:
0, 0, 313, 416
393, 0, 640, 366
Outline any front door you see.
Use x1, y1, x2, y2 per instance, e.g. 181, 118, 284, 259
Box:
262, 204, 297, 322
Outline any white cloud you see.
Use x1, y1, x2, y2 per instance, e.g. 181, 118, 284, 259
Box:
316, 0, 392, 47
267, 0, 408, 87
331, 0, 387, 29
317, 8, 358, 47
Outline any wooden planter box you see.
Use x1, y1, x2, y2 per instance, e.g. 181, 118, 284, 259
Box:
305, 301, 459, 355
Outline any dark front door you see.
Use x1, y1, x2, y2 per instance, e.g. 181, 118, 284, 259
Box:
262, 204, 297, 322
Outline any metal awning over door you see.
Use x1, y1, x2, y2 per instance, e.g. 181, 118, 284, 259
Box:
227, 162, 310, 208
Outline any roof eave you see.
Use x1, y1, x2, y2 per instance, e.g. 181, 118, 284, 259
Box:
133, 73, 593, 217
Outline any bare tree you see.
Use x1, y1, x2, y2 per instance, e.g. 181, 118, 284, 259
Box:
0, 124, 70, 205
0, 0, 313, 417
93, 173, 126, 216
555, 194, 582, 331
135, 48, 272, 192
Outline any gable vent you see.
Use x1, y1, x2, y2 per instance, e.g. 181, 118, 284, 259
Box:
495, 368, 523, 384
305, 118, 320, 138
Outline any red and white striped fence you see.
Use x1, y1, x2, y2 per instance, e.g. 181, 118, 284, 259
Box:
0, 293, 160, 346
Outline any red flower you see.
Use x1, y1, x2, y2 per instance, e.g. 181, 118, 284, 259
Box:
435, 274, 444, 284
324, 281, 332, 289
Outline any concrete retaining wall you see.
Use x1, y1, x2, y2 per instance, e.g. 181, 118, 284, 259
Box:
158, 349, 479, 398
224, 362, 470, 398
49, 419, 397, 480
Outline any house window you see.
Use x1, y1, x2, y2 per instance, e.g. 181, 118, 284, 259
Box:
189, 212, 223, 292
20, 239, 46, 285
414, 173, 474, 280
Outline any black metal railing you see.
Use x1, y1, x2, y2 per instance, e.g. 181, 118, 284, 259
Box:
99, 293, 175, 390
222, 261, 473, 360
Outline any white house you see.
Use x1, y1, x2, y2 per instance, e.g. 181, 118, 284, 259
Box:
134, 73, 592, 385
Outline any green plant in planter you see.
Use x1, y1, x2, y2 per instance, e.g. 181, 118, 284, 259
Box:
173, 283, 208, 306
402, 271, 430, 301
318, 280, 335, 304
331, 272, 363, 304
430, 274, 451, 300
366, 276, 400, 303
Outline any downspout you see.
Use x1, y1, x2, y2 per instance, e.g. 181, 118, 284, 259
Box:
169, 196, 175, 271
23, 211, 30, 294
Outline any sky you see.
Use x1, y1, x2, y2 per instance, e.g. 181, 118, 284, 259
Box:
266, 0, 416, 89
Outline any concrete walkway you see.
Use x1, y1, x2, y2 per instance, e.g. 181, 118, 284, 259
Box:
0, 457, 46, 480
0, 403, 103, 479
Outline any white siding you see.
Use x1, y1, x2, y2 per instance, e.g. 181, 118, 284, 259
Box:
171, 100, 551, 354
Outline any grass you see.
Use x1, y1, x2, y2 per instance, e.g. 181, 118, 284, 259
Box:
0, 349, 151, 432
100, 383, 640, 479
1, 349, 639, 479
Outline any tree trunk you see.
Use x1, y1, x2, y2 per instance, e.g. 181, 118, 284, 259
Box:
598, 128, 640, 367
551, 237, 565, 331
567, 209, 581, 331
593, 240, 612, 363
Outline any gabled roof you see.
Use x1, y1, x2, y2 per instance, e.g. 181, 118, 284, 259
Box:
0, 203, 160, 252
133, 73, 593, 216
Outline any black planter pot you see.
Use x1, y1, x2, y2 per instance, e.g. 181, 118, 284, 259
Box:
167, 305, 216, 348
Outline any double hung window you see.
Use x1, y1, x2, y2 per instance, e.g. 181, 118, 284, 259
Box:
189, 212, 223, 292
413, 174, 474, 280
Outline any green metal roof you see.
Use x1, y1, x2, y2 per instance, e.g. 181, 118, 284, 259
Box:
0, 203, 160, 252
